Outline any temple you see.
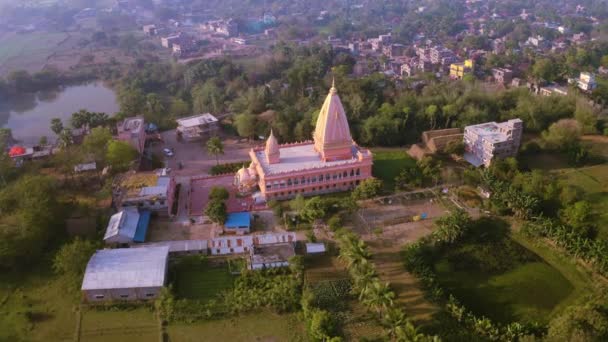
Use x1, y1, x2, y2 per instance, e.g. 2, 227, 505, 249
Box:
235, 82, 374, 201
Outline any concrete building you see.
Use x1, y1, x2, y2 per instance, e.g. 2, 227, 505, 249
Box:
161, 33, 183, 48
430, 46, 456, 65
224, 212, 251, 235
142, 24, 157, 36
249, 243, 295, 270
176, 113, 219, 141
81, 246, 169, 302
114, 172, 177, 215
116, 116, 146, 154
492, 68, 513, 85
200, 19, 238, 37
464, 119, 523, 167
450, 59, 474, 79
576, 72, 597, 91
233, 81, 373, 201
539, 84, 569, 96
103, 208, 151, 245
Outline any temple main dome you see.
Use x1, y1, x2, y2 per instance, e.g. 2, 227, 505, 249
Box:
313, 81, 354, 161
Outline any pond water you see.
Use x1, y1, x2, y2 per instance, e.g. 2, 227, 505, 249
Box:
0, 82, 119, 144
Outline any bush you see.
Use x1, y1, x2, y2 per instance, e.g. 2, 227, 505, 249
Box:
351, 178, 383, 200
209, 161, 248, 175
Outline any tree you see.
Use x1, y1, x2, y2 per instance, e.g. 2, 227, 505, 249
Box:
532, 58, 558, 82
206, 136, 224, 165
205, 200, 227, 225
58, 128, 74, 148
542, 119, 582, 150
352, 179, 383, 200
395, 165, 423, 190
234, 113, 257, 141
83, 127, 112, 164
418, 157, 442, 185
547, 300, 608, 341
170, 98, 190, 117
433, 209, 472, 244
301, 197, 327, 222
209, 186, 229, 201
106, 140, 138, 172
53, 238, 98, 281
50, 118, 64, 135
560, 200, 592, 234
290, 194, 306, 216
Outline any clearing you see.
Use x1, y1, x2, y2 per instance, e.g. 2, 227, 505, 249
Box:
79, 307, 158, 342
171, 257, 236, 301
371, 148, 417, 191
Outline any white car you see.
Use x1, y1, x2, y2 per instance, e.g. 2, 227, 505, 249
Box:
163, 148, 174, 157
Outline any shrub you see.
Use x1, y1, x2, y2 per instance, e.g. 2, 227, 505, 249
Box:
209, 161, 248, 175
352, 178, 383, 200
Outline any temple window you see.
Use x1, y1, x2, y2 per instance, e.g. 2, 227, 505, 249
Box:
266, 184, 271, 189
350, 169, 354, 177
332, 174, 337, 180
294, 178, 299, 185
356, 168, 360, 176
287, 179, 292, 186
343, 171, 347, 178
301, 177, 306, 184
325, 174, 330, 181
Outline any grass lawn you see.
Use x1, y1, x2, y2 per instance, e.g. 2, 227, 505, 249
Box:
519, 152, 571, 171
167, 311, 306, 341
559, 164, 608, 239
79, 307, 158, 342
0, 32, 68, 68
0, 263, 79, 342
371, 148, 417, 191
172, 257, 236, 301
435, 258, 572, 324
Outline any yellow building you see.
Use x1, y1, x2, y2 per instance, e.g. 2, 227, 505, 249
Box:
450, 59, 474, 79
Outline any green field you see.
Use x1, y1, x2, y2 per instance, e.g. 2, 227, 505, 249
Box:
435, 259, 572, 324
559, 164, 608, 239
371, 148, 417, 191
0, 32, 68, 70
80, 307, 158, 342
0, 264, 78, 341
172, 257, 236, 301
167, 311, 306, 342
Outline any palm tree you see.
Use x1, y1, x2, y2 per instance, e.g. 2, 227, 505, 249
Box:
50, 118, 64, 136
206, 136, 224, 165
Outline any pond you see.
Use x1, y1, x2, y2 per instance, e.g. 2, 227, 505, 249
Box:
0, 82, 119, 144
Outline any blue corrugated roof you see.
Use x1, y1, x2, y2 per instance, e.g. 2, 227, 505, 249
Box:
134, 211, 151, 243
225, 212, 251, 228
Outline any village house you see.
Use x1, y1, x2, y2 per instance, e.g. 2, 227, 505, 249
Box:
142, 24, 157, 36
249, 243, 296, 270
464, 119, 523, 167
492, 67, 513, 85
161, 33, 183, 48
224, 212, 252, 235
81, 246, 169, 302
116, 116, 146, 154
200, 19, 238, 37
103, 208, 151, 245
176, 113, 219, 141
571, 72, 597, 92
113, 171, 177, 216
539, 84, 569, 96
233, 81, 373, 201
449, 59, 474, 80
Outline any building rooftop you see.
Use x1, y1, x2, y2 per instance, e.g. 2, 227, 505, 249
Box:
119, 172, 170, 198
81, 246, 169, 290
225, 212, 251, 228
176, 113, 219, 128
103, 208, 140, 241
254, 142, 368, 176
251, 243, 295, 265
117, 117, 144, 134
465, 119, 522, 144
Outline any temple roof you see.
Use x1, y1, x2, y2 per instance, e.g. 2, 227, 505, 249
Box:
265, 129, 280, 156
314, 81, 353, 153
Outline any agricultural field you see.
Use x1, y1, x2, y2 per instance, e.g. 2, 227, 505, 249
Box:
171, 257, 236, 301
558, 164, 608, 239
0, 31, 70, 76
0, 263, 79, 342
371, 148, 417, 191
432, 218, 579, 325
79, 307, 158, 342
167, 311, 306, 341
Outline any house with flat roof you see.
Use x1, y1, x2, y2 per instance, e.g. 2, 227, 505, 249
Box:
224, 212, 251, 235
103, 208, 151, 245
464, 119, 523, 167
81, 246, 169, 302
116, 116, 146, 154
176, 113, 219, 141
114, 172, 177, 216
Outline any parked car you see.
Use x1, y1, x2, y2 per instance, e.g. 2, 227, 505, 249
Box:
163, 148, 174, 157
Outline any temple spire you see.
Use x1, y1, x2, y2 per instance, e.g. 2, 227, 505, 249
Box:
313, 81, 353, 161
265, 129, 280, 164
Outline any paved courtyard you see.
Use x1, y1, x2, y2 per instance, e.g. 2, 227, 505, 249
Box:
189, 174, 254, 216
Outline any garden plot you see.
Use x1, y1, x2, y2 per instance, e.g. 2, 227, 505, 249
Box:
79, 308, 158, 342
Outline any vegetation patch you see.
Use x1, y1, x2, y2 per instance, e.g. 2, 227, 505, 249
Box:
371, 149, 417, 191
80, 307, 158, 342
171, 256, 235, 301
209, 161, 249, 175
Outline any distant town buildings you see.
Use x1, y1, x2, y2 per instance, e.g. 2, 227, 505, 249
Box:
450, 59, 474, 80
539, 84, 569, 96
571, 72, 597, 92
200, 19, 238, 37
142, 24, 157, 36
492, 67, 513, 85
116, 116, 146, 154
464, 119, 523, 167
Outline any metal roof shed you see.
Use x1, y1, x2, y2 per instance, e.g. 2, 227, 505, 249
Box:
103, 208, 140, 244
81, 246, 169, 302
306, 243, 326, 254
133, 210, 151, 243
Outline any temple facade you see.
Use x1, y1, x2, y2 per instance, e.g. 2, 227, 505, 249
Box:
235, 82, 373, 201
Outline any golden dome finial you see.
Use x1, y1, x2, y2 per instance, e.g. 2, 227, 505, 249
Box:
330, 77, 337, 94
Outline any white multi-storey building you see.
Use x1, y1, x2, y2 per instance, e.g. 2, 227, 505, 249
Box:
464, 119, 523, 167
